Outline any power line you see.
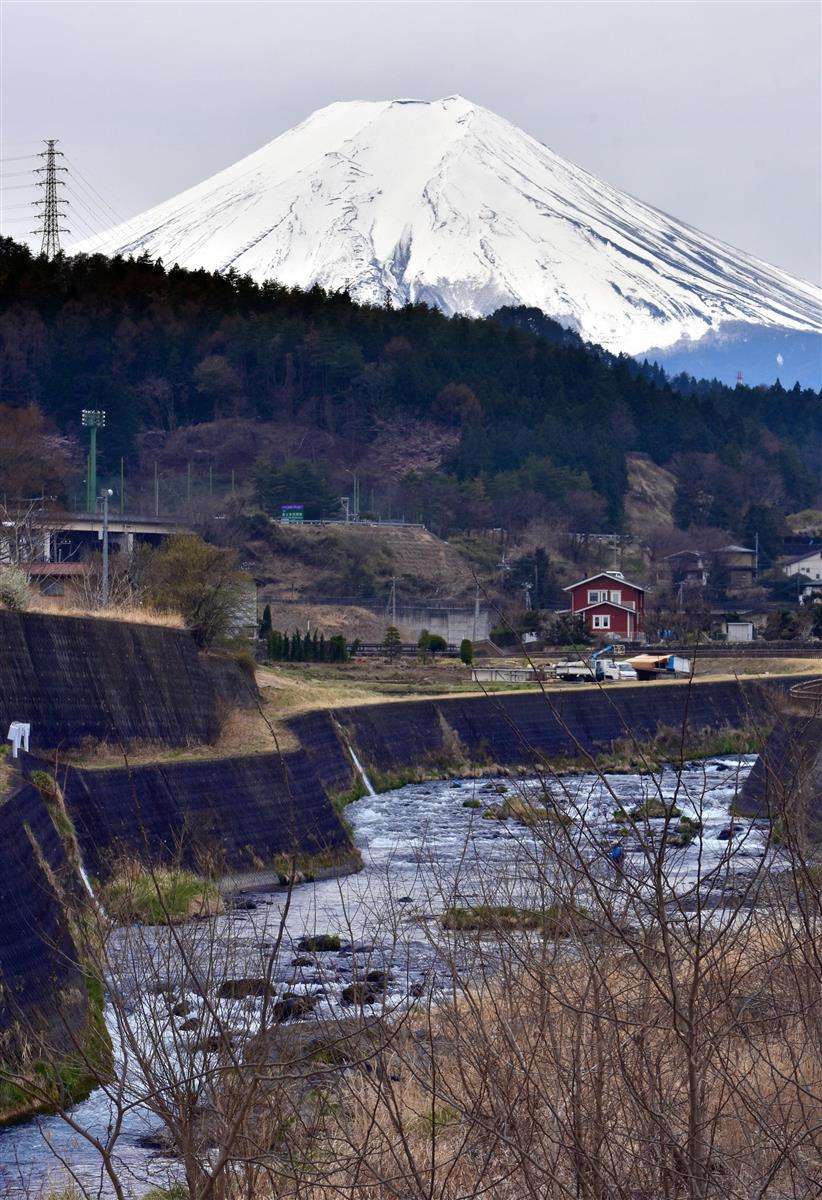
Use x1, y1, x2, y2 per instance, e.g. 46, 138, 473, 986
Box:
63, 156, 136, 230
64, 184, 110, 228
63, 156, 143, 246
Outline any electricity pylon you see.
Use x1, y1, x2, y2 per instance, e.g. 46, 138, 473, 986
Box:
33, 139, 68, 257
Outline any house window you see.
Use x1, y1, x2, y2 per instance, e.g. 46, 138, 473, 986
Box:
588, 589, 607, 603
592, 614, 611, 629
609, 590, 622, 603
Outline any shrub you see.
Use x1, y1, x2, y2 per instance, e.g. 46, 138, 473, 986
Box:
0, 566, 30, 611
259, 602, 272, 639
102, 862, 222, 925
138, 533, 247, 648
459, 638, 474, 665
629, 799, 682, 821
383, 625, 402, 661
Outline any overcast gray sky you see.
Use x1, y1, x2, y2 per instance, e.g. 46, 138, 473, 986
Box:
2, 0, 820, 283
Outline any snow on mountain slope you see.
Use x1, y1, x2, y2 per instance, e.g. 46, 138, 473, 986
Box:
73, 96, 821, 357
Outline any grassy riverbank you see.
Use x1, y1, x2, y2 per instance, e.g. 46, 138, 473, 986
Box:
53, 656, 819, 772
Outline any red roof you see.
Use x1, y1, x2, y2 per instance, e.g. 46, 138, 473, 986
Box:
25, 562, 90, 576
563, 571, 645, 593
573, 600, 640, 615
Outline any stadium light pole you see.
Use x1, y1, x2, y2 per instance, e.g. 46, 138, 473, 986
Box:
81, 409, 106, 512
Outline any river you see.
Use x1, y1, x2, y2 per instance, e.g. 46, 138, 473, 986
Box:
0, 755, 765, 1198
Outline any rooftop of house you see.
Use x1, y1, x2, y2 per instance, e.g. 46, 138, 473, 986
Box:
24, 562, 91, 576
564, 570, 646, 593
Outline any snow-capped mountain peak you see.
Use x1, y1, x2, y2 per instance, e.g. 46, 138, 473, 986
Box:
74, 96, 821, 359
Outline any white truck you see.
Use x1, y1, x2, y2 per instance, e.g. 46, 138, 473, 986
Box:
595, 659, 639, 682
554, 659, 595, 682
553, 654, 638, 683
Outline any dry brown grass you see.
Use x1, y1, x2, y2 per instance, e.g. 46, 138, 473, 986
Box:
0, 751, 16, 801
267, 917, 821, 1200
178, 914, 820, 1200
27, 597, 185, 629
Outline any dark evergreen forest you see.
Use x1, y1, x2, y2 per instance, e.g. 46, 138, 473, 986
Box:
1, 237, 819, 536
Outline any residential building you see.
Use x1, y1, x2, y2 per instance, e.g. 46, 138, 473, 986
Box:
783, 549, 822, 582
563, 570, 645, 639
717, 545, 757, 592
663, 550, 708, 588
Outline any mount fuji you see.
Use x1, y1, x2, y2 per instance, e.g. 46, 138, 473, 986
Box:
74, 96, 821, 383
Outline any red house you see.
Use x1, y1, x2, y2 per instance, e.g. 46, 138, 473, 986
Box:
563, 571, 645, 639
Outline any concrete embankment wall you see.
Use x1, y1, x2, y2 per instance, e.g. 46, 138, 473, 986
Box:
290, 677, 788, 790
0, 779, 91, 1070
50, 749, 353, 878
735, 714, 822, 835
0, 610, 255, 749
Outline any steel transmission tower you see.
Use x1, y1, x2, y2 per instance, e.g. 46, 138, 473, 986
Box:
33, 139, 68, 257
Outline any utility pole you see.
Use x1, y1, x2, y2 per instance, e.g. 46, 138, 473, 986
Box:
100, 488, 113, 607
33, 139, 68, 258
81, 409, 105, 513
473, 583, 480, 642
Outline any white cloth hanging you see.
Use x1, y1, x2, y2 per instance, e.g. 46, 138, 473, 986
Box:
7, 721, 30, 758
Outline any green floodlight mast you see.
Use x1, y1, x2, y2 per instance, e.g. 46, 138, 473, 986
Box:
81, 409, 105, 512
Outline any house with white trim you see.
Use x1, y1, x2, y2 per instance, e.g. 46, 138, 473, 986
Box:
563, 570, 645, 639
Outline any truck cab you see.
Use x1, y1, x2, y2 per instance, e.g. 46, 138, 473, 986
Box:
595, 660, 638, 682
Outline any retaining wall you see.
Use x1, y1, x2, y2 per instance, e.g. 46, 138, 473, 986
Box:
289, 677, 788, 788
48, 750, 353, 878
0, 610, 254, 749
0, 779, 90, 1068
735, 714, 822, 836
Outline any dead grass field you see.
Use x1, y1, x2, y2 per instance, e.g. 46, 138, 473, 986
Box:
26, 598, 185, 629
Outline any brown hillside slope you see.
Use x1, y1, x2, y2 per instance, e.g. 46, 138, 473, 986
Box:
624, 451, 677, 537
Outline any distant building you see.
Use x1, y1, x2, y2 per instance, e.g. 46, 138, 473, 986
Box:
563, 570, 645, 639
663, 550, 708, 588
783, 549, 822, 582
717, 545, 757, 592
725, 620, 755, 642
9, 561, 93, 605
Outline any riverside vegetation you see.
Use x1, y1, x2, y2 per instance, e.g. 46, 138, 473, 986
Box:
1, 697, 820, 1200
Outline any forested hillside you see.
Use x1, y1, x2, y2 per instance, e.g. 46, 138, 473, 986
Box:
1, 238, 819, 540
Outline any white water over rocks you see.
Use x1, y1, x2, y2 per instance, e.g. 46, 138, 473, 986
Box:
0, 756, 766, 1197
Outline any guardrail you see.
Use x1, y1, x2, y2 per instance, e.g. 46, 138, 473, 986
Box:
646, 643, 822, 658
788, 678, 822, 715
